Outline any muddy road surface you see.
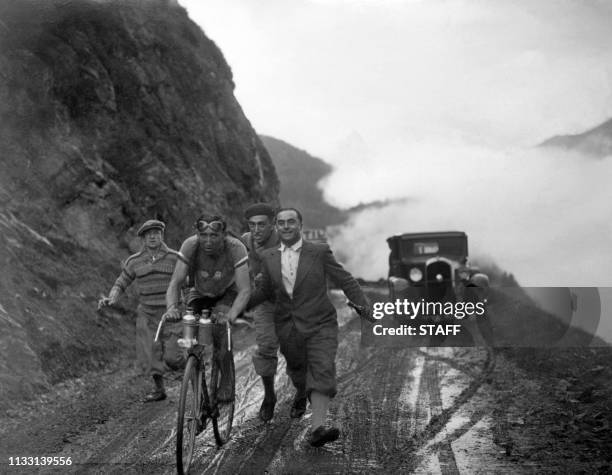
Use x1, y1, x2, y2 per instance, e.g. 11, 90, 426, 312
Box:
2, 290, 610, 474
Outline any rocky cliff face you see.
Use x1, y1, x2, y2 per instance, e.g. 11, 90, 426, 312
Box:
0, 0, 278, 408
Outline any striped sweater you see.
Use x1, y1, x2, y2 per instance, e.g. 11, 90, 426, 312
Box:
111, 243, 180, 308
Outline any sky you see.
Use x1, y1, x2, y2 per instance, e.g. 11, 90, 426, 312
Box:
180, 0, 612, 289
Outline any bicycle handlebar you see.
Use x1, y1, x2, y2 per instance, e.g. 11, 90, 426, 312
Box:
154, 314, 252, 343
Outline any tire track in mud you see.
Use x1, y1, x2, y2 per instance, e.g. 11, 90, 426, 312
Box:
425, 358, 460, 475
338, 348, 416, 473
391, 347, 496, 473
70, 397, 175, 473
416, 348, 482, 379
262, 347, 412, 474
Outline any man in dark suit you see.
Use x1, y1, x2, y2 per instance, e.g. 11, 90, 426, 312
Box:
250, 207, 372, 447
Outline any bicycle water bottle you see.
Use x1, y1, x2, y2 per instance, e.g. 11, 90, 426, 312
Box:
198, 309, 213, 345
182, 309, 198, 347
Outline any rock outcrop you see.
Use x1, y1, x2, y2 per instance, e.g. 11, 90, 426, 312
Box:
0, 0, 278, 407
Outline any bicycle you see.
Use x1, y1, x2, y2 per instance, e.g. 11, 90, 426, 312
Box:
156, 313, 245, 475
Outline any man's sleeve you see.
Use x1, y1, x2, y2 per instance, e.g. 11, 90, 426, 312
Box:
323, 245, 369, 308
111, 258, 136, 293
229, 237, 248, 269
177, 236, 195, 268
240, 232, 253, 252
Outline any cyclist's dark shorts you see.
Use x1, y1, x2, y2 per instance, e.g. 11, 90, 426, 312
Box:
186, 289, 237, 317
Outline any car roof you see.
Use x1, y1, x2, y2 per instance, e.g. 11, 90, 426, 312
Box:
387, 231, 467, 242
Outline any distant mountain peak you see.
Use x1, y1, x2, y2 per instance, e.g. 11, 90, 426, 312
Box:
260, 135, 345, 228
539, 117, 612, 158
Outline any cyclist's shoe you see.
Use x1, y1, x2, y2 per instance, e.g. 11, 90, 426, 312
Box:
309, 426, 340, 447
259, 395, 277, 422
143, 389, 167, 402
290, 394, 307, 418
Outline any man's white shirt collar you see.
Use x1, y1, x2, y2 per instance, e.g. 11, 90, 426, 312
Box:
279, 238, 303, 252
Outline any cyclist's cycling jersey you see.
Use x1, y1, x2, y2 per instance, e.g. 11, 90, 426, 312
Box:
178, 234, 248, 299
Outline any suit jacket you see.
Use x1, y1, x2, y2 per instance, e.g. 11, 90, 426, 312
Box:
251, 240, 368, 335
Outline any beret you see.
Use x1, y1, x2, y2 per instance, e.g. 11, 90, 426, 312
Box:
137, 219, 165, 236
244, 203, 275, 219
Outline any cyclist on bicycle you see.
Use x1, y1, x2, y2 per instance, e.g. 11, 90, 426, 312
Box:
164, 214, 250, 399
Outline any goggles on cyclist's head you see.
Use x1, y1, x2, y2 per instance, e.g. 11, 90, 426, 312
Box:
196, 220, 225, 233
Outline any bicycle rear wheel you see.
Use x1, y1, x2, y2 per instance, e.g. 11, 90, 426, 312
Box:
211, 352, 235, 446
176, 355, 202, 475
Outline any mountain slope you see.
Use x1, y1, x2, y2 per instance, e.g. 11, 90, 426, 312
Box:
539, 118, 612, 158
260, 135, 345, 228
0, 0, 278, 407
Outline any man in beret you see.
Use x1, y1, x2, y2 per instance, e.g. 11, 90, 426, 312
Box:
98, 219, 184, 402
242, 203, 281, 422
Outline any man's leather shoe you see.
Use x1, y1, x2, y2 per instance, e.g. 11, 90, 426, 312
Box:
290, 395, 307, 418
143, 389, 167, 402
309, 426, 340, 447
259, 396, 276, 422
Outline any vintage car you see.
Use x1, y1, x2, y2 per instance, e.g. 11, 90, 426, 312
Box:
387, 231, 489, 303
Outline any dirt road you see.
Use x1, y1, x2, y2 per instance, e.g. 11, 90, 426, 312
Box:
2, 291, 610, 474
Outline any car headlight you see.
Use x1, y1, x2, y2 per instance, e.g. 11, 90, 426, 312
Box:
409, 267, 423, 282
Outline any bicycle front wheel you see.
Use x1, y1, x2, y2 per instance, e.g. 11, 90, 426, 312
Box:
211, 352, 235, 446
176, 354, 201, 475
